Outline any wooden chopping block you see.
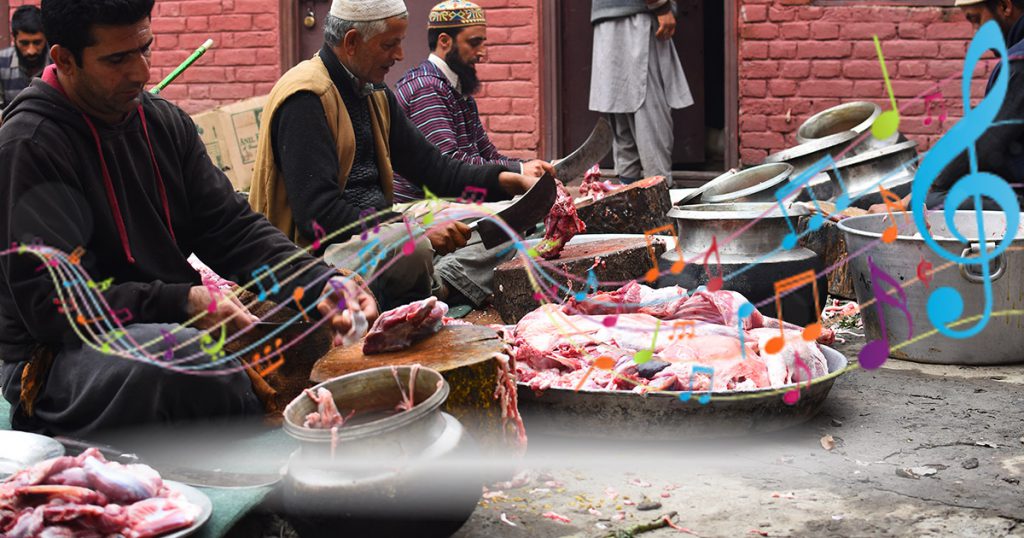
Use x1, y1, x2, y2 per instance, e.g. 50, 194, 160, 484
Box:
798, 216, 857, 300
492, 237, 666, 324
575, 176, 672, 235
310, 325, 521, 454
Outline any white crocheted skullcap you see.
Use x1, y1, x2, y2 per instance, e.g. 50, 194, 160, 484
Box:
330, 0, 408, 21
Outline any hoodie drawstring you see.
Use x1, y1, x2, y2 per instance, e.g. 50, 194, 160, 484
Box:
41, 65, 176, 264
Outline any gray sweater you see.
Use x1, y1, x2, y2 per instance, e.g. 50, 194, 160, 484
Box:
591, 0, 671, 24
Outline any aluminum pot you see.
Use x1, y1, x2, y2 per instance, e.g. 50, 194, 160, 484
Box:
700, 163, 794, 204
764, 130, 859, 201
796, 101, 905, 152
838, 211, 1024, 365
281, 366, 481, 537
826, 140, 919, 209
662, 203, 826, 327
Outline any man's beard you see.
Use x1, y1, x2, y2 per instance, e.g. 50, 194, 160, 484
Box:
16, 48, 45, 70
445, 48, 481, 96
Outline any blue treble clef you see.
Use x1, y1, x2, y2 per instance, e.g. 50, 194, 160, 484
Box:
910, 21, 1021, 339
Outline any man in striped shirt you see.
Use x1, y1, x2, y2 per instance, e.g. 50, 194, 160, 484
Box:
0, 6, 51, 112
393, 0, 549, 203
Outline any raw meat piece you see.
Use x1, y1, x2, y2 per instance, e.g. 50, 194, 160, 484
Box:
302, 387, 354, 429
82, 456, 161, 504
535, 181, 586, 260
492, 353, 528, 450
749, 328, 829, 386
578, 165, 619, 200
363, 297, 448, 354
392, 364, 420, 412
126, 497, 202, 538
6, 506, 44, 538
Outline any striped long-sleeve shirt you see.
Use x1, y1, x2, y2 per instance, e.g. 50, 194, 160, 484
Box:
393, 59, 521, 203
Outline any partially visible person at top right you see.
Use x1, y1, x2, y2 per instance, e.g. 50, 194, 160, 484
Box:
0, 5, 51, 112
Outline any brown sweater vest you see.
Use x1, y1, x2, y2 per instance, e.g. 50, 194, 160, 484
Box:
249, 54, 394, 247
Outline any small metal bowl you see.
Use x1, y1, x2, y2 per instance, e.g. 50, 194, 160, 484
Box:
701, 163, 794, 204
0, 431, 65, 480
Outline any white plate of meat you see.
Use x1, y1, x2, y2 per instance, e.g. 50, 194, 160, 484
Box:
0, 431, 65, 481
1, 447, 211, 537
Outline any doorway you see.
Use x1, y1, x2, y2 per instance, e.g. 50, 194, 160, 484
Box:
547, 0, 737, 179
280, 0, 433, 88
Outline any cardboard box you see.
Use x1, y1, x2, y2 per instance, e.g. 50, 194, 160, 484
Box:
191, 95, 268, 191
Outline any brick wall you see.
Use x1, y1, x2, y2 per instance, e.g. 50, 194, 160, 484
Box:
737, 0, 991, 165
8, 0, 541, 157
472, 0, 543, 159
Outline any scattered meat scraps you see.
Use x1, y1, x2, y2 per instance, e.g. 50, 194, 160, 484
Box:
508, 281, 830, 396
392, 364, 420, 412
542, 511, 572, 524
363, 297, 448, 354
0, 448, 200, 538
302, 387, 355, 429
579, 165, 619, 200
535, 180, 586, 260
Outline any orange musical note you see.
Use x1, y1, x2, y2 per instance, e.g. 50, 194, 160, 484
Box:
643, 225, 685, 284
670, 320, 696, 340
255, 338, 286, 378
878, 185, 909, 243
703, 236, 723, 292
764, 270, 822, 355
68, 246, 86, 265
574, 355, 616, 392
782, 352, 812, 405
292, 286, 310, 322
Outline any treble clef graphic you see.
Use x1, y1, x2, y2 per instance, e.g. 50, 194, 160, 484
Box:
910, 21, 1020, 339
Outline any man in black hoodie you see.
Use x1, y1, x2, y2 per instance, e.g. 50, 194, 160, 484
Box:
0, 0, 378, 438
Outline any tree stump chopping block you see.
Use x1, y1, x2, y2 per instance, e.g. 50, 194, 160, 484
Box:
309, 325, 524, 454
492, 238, 666, 324
798, 216, 856, 300
575, 176, 672, 235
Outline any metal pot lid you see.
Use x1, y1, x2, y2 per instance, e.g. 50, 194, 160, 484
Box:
674, 169, 738, 206
796, 101, 881, 143
833, 139, 919, 170
667, 202, 809, 220
701, 163, 793, 204
764, 130, 859, 163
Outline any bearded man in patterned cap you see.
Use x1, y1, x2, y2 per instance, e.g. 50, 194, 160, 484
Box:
392, 0, 550, 204
250, 0, 543, 310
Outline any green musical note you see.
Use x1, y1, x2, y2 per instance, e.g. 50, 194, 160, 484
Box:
200, 325, 227, 361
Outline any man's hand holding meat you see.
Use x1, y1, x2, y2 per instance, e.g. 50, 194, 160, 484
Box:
187, 286, 260, 331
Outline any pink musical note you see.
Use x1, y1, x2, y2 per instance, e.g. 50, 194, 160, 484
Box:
703, 236, 723, 292
859, 256, 914, 370
923, 91, 947, 126
205, 280, 224, 314
457, 186, 487, 204
160, 329, 177, 361
113, 308, 133, 324
783, 352, 812, 405
311, 220, 327, 250
401, 216, 417, 257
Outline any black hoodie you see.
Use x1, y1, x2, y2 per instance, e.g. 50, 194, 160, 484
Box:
0, 75, 333, 361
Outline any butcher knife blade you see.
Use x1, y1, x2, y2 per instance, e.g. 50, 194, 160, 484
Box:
469, 172, 558, 249
552, 116, 613, 183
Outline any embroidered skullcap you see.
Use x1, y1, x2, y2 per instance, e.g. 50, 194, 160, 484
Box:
330, 0, 407, 21
428, 0, 487, 29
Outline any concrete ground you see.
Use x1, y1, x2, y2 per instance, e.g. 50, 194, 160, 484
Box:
453, 338, 1024, 538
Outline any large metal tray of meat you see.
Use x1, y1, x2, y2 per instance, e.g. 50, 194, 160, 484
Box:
516, 346, 849, 440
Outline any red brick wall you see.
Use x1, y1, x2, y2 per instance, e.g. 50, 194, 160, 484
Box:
738, 0, 992, 165
9, 0, 541, 157
471, 0, 543, 159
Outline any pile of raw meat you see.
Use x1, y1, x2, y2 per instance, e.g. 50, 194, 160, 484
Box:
507, 281, 834, 395
535, 181, 587, 260
1, 448, 201, 538
363, 297, 448, 354
578, 165, 619, 200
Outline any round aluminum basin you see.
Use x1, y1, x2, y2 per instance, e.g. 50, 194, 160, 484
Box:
796, 101, 902, 152
701, 163, 794, 204
667, 203, 810, 260
838, 211, 1024, 365
827, 140, 919, 208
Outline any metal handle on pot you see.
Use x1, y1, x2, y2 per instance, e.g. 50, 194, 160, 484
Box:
959, 243, 1006, 283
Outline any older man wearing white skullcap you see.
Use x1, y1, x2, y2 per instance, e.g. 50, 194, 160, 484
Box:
249, 0, 543, 310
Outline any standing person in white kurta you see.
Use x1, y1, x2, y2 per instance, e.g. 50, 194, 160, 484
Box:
589, 0, 694, 184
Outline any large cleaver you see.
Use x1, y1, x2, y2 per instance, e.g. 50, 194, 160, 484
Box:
553, 116, 613, 183
469, 172, 558, 249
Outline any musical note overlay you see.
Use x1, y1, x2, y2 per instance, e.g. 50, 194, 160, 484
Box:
917, 257, 933, 289
764, 270, 822, 355
633, 320, 661, 364
878, 185, 909, 244
923, 91, 947, 126
643, 225, 685, 283
782, 352, 812, 405
872, 35, 901, 140
358, 209, 381, 241
574, 355, 616, 392
775, 156, 850, 250
703, 237, 723, 292
312, 220, 327, 250
859, 256, 914, 370
679, 365, 714, 405
251, 265, 281, 301
909, 21, 1019, 340
457, 186, 487, 204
